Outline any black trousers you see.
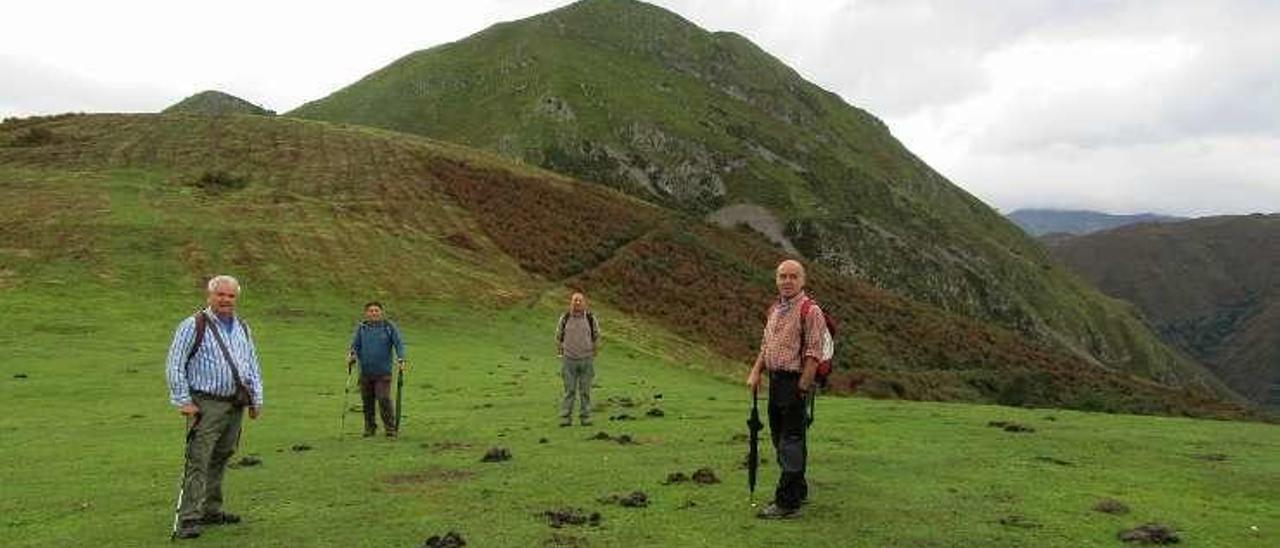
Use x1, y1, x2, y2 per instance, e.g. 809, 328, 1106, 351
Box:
769, 370, 809, 509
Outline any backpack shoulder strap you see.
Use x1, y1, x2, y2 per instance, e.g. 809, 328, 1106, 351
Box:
586, 312, 598, 340
186, 312, 207, 364
557, 313, 569, 342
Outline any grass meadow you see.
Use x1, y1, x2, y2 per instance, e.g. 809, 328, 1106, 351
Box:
1, 287, 1276, 547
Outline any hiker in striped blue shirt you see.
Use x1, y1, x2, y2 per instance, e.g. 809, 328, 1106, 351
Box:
164, 275, 264, 540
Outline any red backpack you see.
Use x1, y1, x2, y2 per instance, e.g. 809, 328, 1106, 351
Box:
799, 297, 838, 388
768, 296, 838, 388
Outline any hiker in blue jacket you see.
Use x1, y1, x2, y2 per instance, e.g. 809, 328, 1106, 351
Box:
347, 302, 406, 438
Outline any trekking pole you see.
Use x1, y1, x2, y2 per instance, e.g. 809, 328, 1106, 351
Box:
340, 359, 354, 439
395, 363, 405, 434
170, 412, 201, 540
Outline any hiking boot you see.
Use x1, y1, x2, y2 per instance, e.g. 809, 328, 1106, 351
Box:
579, 417, 593, 426
174, 520, 202, 539
756, 502, 801, 520
200, 511, 241, 525
363, 429, 376, 437
559, 418, 572, 427
386, 431, 398, 440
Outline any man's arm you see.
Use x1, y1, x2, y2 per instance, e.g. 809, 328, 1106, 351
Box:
165, 318, 197, 409
591, 315, 601, 356
243, 324, 265, 412
350, 324, 362, 356
798, 306, 826, 394
798, 356, 819, 395
747, 317, 770, 392
390, 322, 407, 370
554, 314, 565, 356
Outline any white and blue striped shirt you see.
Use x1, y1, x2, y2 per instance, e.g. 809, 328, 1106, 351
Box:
165, 309, 264, 408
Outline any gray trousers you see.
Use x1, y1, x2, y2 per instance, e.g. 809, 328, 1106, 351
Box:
178, 394, 243, 521
560, 357, 594, 419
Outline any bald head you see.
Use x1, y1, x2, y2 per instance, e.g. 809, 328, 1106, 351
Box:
569, 292, 587, 314
775, 260, 806, 298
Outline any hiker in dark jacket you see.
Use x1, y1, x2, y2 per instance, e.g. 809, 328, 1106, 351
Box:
347, 302, 406, 438
555, 292, 600, 426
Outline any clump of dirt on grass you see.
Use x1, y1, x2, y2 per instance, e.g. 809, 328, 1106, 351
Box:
421, 530, 467, 547
541, 508, 602, 528
646, 408, 665, 418
229, 455, 262, 468
608, 396, 636, 408
1094, 499, 1130, 514
587, 432, 635, 444
1034, 456, 1073, 466
1192, 453, 1228, 462
481, 447, 512, 462
598, 491, 649, 508
609, 413, 635, 421
691, 468, 720, 484
291, 444, 313, 452
988, 420, 1035, 433
1118, 523, 1179, 544
998, 515, 1041, 529
663, 472, 689, 485
13, 373, 28, 379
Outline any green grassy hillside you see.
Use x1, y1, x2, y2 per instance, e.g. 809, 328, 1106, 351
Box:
163, 90, 275, 116
0, 113, 1250, 418
1049, 215, 1280, 407
287, 0, 1222, 394
1, 278, 1277, 546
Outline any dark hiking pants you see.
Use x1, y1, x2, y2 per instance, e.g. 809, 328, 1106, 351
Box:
768, 370, 810, 510
178, 394, 244, 522
360, 374, 396, 434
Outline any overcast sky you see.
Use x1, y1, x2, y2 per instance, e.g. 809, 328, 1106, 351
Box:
3, 0, 1277, 216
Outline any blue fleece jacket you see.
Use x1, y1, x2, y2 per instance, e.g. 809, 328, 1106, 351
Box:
350, 321, 406, 376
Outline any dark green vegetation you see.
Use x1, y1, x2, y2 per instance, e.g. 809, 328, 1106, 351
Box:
163, 90, 275, 116
0, 113, 1252, 418
1049, 215, 1280, 408
1008, 209, 1186, 237
288, 0, 1219, 396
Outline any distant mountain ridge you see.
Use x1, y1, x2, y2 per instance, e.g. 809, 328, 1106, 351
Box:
163, 90, 274, 116
288, 0, 1226, 395
1009, 208, 1186, 237
1048, 214, 1280, 407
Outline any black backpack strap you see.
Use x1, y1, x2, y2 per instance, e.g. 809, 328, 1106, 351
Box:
557, 313, 569, 343
185, 312, 207, 365
203, 311, 248, 389
586, 312, 598, 341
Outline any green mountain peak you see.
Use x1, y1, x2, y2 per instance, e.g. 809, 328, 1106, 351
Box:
287, 0, 1234, 399
163, 90, 274, 116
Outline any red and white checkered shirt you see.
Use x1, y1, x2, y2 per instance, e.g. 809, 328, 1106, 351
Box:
757, 292, 826, 373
